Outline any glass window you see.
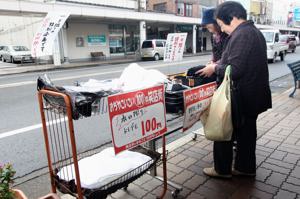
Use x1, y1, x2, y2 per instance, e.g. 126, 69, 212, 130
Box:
12, 46, 29, 51
153, 3, 166, 12
185, 4, 192, 17
156, 41, 163, 47
109, 24, 124, 54
262, 32, 274, 43
177, 3, 184, 16
142, 41, 153, 48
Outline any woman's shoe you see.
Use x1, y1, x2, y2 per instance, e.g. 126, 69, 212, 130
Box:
232, 169, 256, 177
203, 167, 232, 178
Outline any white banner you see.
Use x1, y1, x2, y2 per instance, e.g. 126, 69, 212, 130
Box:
163, 33, 187, 62
31, 12, 70, 57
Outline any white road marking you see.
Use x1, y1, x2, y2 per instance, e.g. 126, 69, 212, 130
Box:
0, 59, 201, 89
0, 58, 206, 139
0, 118, 68, 140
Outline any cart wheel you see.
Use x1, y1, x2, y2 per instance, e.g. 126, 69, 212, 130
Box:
192, 133, 197, 141
172, 189, 180, 198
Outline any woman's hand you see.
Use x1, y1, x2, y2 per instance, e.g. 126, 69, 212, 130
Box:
195, 63, 217, 77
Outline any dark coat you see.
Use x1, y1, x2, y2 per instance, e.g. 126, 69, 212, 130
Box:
216, 21, 272, 116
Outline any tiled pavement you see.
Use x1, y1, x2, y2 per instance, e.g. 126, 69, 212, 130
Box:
16, 88, 300, 199
103, 90, 300, 199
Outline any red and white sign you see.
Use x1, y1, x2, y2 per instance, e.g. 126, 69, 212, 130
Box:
108, 85, 167, 154
164, 33, 187, 62
183, 82, 217, 131
31, 12, 69, 57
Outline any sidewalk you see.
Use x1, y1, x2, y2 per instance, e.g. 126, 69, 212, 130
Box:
0, 52, 211, 76
15, 88, 300, 199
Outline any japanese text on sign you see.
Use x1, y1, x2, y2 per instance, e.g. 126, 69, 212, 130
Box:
183, 82, 217, 131
31, 12, 69, 57
108, 85, 167, 154
164, 33, 187, 62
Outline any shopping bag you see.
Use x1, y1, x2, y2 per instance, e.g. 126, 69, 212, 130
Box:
200, 66, 233, 141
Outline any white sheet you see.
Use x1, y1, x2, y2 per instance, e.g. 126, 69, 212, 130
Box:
57, 147, 152, 189
118, 63, 168, 91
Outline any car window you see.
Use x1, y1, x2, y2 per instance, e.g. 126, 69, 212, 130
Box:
142, 41, 153, 48
156, 41, 164, 47
262, 32, 274, 43
279, 35, 288, 42
12, 46, 29, 51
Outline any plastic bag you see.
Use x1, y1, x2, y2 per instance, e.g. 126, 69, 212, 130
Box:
200, 66, 233, 141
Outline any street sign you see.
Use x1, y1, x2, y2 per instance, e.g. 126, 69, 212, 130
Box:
108, 85, 167, 154
31, 12, 70, 57
183, 82, 217, 132
164, 33, 187, 62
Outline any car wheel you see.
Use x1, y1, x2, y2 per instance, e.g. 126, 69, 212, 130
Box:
154, 53, 160, 61
292, 49, 295, 53
280, 52, 285, 61
270, 53, 276, 63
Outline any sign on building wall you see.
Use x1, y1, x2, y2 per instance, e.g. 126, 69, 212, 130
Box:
76, 37, 84, 47
87, 35, 107, 46
294, 8, 300, 22
31, 12, 70, 57
164, 33, 187, 62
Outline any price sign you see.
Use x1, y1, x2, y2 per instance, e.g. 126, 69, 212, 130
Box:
108, 85, 167, 154
183, 82, 217, 131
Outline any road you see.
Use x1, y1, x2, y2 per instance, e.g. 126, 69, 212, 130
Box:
0, 52, 298, 179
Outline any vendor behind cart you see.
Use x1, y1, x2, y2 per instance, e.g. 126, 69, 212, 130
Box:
195, 8, 228, 77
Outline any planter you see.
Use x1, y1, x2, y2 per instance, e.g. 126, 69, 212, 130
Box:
12, 189, 28, 199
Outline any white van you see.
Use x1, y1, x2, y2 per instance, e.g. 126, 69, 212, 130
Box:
141, 39, 166, 61
260, 29, 289, 63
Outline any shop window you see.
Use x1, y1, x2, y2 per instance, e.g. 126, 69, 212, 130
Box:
177, 3, 184, 16
185, 4, 192, 17
153, 3, 166, 13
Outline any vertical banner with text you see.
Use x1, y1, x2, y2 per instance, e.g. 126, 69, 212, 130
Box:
31, 12, 69, 57
183, 82, 217, 131
108, 85, 167, 154
164, 33, 187, 62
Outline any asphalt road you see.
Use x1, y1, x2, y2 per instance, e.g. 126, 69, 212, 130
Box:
0, 52, 298, 178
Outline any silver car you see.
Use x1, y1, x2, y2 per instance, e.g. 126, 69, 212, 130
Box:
141, 39, 166, 61
0, 46, 5, 59
1, 45, 34, 63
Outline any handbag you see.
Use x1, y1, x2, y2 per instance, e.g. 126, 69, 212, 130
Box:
200, 66, 233, 141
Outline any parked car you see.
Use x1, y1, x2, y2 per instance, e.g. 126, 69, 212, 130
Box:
261, 29, 289, 63
1, 45, 34, 63
279, 34, 297, 53
141, 39, 166, 61
0, 45, 5, 59
296, 36, 300, 46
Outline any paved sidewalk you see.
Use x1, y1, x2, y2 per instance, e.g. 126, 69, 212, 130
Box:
15, 88, 300, 199
103, 89, 300, 199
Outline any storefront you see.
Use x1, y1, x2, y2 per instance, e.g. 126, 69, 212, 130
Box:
109, 24, 139, 56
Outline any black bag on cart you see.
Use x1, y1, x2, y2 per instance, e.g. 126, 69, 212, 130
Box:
165, 84, 189, 114
175, 65, 217, 87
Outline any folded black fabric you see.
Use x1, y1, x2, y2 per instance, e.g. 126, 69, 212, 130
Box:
37, 76, 114, 120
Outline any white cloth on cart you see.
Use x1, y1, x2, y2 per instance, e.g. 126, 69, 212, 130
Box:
57, 147, 152, 189
63, 79, 121, 93
118, 63, 168, 91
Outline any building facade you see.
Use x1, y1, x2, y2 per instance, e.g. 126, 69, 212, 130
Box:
1, 0, 220, 64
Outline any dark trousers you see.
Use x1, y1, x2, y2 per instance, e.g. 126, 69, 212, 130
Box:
213, 114, 258, 175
